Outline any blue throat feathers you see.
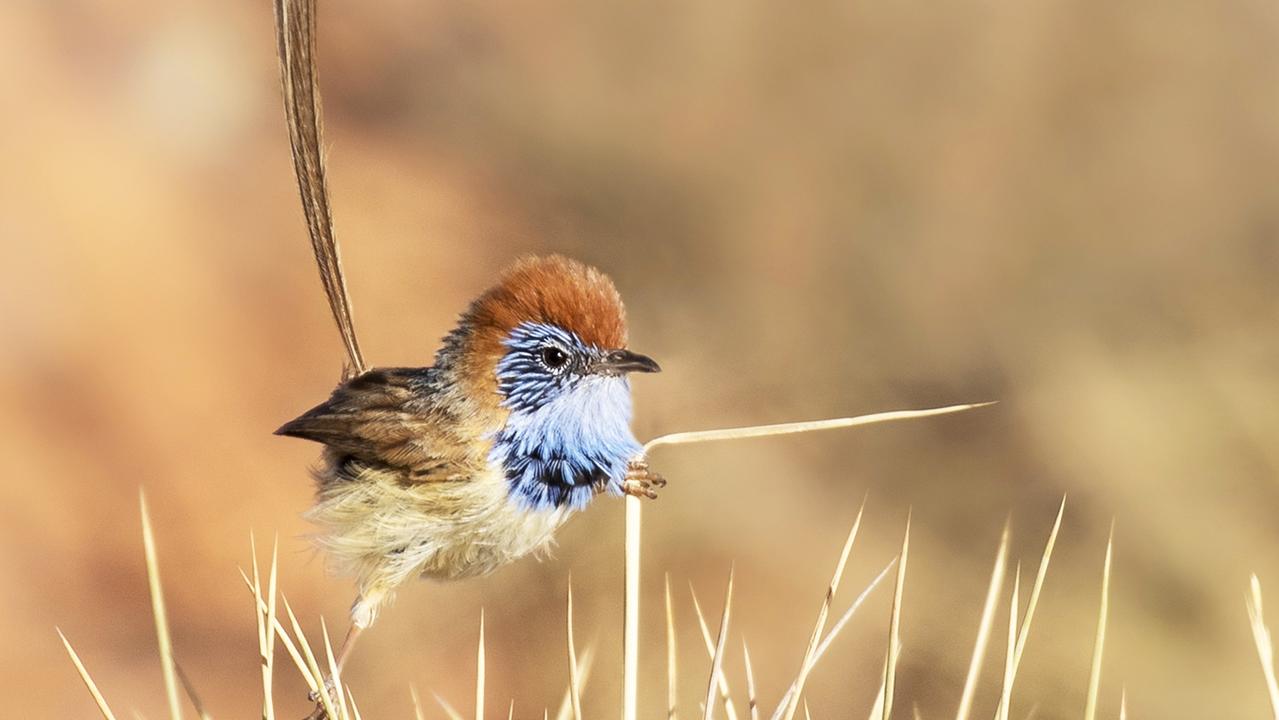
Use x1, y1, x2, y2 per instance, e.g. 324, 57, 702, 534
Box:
491, 322, 643, 510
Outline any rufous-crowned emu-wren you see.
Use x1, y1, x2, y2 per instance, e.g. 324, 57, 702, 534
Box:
271, 0, 662, 687
278, 256, 663, 662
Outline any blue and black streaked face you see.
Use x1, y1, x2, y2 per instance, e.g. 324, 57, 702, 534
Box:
494, 322, 659, 413
491, 321, 659, 510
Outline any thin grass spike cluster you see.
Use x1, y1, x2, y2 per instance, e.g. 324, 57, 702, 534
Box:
632, 400, 993, 720
65, 414, 1241, 720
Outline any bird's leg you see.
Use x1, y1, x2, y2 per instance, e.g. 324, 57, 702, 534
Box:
306, 613, 368, 717
335, 623, 363, 674
621, 458, 666, 499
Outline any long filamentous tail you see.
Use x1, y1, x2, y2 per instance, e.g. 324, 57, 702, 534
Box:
273, 0, 367, 379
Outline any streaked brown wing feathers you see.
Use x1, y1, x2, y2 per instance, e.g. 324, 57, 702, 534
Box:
276, 369, 450, 472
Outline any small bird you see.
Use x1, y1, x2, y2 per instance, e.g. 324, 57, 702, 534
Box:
277, 255, 663, 672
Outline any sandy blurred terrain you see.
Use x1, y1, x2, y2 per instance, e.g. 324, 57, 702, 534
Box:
3, 0, 1279, 717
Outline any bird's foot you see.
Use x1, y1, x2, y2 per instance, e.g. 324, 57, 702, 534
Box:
622, 459, 666, 499
304, 677, 340, 719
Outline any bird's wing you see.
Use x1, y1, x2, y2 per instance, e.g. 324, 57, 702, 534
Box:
276, 368, 457, 473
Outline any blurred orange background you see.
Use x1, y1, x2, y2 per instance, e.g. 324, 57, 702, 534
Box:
3, 0, 1279, 717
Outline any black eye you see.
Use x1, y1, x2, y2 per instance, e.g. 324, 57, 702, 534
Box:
539, 346, 569, 370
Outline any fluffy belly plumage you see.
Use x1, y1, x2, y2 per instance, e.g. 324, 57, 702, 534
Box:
306, 454, 571, 627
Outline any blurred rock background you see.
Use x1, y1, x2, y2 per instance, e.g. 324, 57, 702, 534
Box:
3, 0, 1279, 717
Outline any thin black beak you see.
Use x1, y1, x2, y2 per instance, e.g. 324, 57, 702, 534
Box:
593, 349, 661, 376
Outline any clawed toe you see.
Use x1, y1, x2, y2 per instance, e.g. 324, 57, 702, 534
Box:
622, 478, 659, 499
623, 459, 667, 500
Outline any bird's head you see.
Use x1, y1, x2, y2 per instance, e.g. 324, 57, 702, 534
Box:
441, 255, 658, 509
443, 255, 659, 424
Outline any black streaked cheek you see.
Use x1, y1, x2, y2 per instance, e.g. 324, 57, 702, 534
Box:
497, 368, 568, 413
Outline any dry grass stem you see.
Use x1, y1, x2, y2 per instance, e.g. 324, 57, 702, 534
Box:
779, 504, 866, 720
1118, 688, 1127, 720
265, 539, 279, 720
881, 516, 911, 720
477, 611, 487, 720
666, 574, 678, 720
742, 639, 759, 720
624, 495, 642, 720
284, 595, 335, 717
411, 686, 426, 720
237, 571, 313, 692
567, 584, 583, 720
813, 560, 897, 662
555, 644, 597, 720
173, 662, 212, 720
992, 498, 1065, 720
140, 492, 183, 720
702, 568, 736, 720
997, 568, 1021, 720
1248, 575, 1279, 719
249, 535, 279, 720
955, 523, 1010, 720
434, 692, 465, 720
690, 586, 741, 720
348, 688, 364, 720
1084, 527, 1114, 720
1012, 498, 1065, 664
642, 403, 995, 453
771, 560, 898, 720
867, 655, 889, 720
58, 629, 119, 720
321, 617, 351, 720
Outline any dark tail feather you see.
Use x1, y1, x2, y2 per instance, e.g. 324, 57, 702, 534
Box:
273, 0, 366, 379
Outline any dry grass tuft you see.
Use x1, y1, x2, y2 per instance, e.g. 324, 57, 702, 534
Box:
778, 503, 865, 720
690, 583, 741, 720
74, 405, 1274, 720
57, 629, 119, 720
